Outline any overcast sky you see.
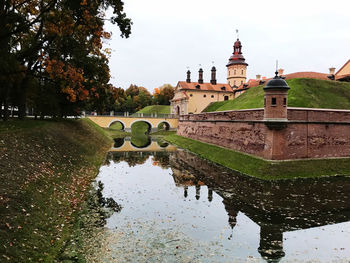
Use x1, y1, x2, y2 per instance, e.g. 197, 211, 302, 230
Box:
105, 0, 350, 93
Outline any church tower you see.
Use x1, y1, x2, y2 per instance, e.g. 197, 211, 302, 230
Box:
226, 38, 248, 87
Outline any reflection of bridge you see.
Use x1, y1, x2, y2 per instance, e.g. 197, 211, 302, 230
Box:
110, 137, 177, 152
88, 115, 178, 132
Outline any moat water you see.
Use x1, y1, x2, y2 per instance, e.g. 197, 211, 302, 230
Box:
83, 136, 350, 262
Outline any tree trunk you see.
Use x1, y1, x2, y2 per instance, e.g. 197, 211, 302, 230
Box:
3, 96, 9, 121
18, 77, 28, 119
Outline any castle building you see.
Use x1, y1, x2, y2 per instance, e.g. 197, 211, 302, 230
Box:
170, 67, 233, 115
170, 38, 248, 115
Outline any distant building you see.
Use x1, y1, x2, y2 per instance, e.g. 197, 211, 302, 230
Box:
171, 36, 350, 115
332, 59, 350, 82
170, 67, 233, 115
242, 60, 350, 91
171, 38, 249, 115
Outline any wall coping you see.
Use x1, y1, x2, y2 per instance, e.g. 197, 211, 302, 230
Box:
181, 107, 350, 117
183, 108, 264, 116
288, 107, 350, 113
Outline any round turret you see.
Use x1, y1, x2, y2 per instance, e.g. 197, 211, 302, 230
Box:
263, 71, 290, 121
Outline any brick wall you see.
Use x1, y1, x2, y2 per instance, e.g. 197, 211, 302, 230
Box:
178, 108, 350, 160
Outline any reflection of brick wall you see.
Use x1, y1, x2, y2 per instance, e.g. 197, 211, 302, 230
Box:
178, 108, 350, 160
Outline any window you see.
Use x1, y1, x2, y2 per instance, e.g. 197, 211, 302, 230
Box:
190, 94, 193, 97
234, 80, 236, 85
221, 86, 226, 91
203, 94, 206, 97
234, 70, 236, 75
272, 97, 277, 106
241, 80, 243, 85
284, 98, 287, 106
241, 69, 244, 75
224, 96, 229, 101
211, 95, 214, 98
195, 85, 200, 89
264, 98, 266, 107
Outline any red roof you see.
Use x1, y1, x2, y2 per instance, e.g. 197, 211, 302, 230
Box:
177, 81, 233, 93
283, 72, 329, 80
240, 71, 330, 89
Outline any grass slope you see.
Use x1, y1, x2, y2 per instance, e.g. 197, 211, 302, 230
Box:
0, 118, 112, 262
204, 78, 350, 112
136, 105, 170, 114
165, 134, 350, 180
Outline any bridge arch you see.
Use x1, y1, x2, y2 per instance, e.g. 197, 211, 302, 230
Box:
156, 120, 171, 131
113, 137, 125, 149
108, 120, 126, 130
130, 119, 154, 134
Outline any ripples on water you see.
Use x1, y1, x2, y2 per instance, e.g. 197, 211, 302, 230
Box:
87, 137, 350, 262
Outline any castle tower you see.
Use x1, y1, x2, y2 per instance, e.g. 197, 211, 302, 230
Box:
226, 38, 248, 87
263, 71, 290, 121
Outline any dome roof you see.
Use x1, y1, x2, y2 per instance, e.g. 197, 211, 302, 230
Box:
264, 72, 290, 90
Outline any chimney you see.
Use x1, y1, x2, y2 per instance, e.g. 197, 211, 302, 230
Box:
210, 66, 217, 85
186, 70, 191, 83
198, 68, 203, 84
329, 67, 336, 75
278, 68, 284, 76
256, 74, 261, 80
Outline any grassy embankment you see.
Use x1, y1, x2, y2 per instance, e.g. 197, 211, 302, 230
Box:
136, 105, 170, 114
0, 118, 113, 262
165, 134, 350, 180
204, 78, 350, 112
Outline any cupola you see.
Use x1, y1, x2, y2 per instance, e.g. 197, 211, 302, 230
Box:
263, 71, 290, 123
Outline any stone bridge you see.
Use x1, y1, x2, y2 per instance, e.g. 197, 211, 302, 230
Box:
87, 115, 178, 132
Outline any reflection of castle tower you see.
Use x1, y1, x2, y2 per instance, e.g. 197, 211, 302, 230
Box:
258, 224, 285, 263
222, 200, 239, 240
226, 38, 248, 88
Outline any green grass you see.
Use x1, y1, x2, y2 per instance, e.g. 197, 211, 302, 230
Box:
164, 134, 350, 180
204, 78, 350, 112
136, 105, 170, 114
151, 130, 176, 136
0, 118, 112, 262
131, 121, 150, 135
109, 121, 124, 130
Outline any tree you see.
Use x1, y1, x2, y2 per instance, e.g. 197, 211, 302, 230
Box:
0, 0, 132, 120
125, 84, 152, 112
152, 84, 174, 105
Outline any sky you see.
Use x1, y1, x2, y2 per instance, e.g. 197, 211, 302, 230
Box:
105, 0, 350, 93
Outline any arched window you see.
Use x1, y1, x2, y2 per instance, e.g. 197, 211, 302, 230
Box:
241, 69, 244, 75
234, 69, 236, 75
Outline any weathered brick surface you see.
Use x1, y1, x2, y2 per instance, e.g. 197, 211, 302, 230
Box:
178, 108, 350, 160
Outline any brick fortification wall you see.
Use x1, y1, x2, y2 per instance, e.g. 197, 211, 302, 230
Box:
177, 108, 350, 160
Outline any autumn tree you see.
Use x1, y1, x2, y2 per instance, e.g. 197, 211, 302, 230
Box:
0, 0, 132, 120
152, 84, 174, 105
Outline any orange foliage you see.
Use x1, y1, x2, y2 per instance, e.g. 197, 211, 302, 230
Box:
44, 58, 88, 103
153, 88, 160, 95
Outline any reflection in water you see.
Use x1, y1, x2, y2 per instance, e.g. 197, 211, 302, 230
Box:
92, 146, 350, 262
130, 135, 151, 148
110, 136, 176, 152
113, 138, 124, 148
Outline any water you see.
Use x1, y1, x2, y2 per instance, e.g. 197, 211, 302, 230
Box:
85, 137, 350, 262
